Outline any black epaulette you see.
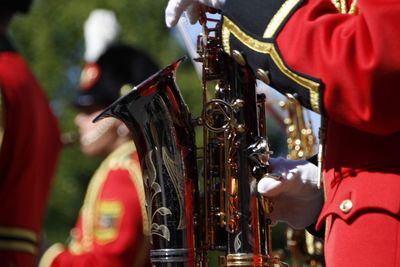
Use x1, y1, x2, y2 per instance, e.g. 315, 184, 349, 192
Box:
221, 0, 324, 115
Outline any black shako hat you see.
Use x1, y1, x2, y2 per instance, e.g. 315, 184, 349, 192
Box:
0, 0, 33, 13
73, 44, 159, 112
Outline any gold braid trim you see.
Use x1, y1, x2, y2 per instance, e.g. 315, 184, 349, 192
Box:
38, 243, 65, 267
0, 226, 37, 243
0, 240, 36, 254
126, 154, 149, 235
221, 25, 231, 57
222, 16, 321, 113
75, 141, 147, 254
263, 0, 302, 38
348, 0, 358, 15
0, 226, 38, 254
331, 0, 358, 14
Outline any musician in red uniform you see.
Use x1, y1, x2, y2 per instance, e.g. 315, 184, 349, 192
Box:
0, 1, 62, 266
39, 44, 159, 267
165, 0, 400, 266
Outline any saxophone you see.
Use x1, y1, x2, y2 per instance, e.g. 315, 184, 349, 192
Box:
279, 95, 324, 267
95, 12, 286, 267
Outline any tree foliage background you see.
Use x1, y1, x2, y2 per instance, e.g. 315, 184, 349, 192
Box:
10, 0, 287, 250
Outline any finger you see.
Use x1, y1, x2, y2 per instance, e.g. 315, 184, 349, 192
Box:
257, 176, 284, 197
165, 0, 191, 27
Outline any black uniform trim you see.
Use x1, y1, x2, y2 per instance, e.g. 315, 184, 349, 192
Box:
221, 0, 325, 115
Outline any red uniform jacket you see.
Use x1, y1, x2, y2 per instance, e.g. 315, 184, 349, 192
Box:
0, 34, 61, 267
39, 142, 151, 267
221, 0, 400, 265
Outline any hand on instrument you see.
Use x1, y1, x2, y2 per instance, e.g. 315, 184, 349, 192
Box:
165, 0, 226, 27
258, 157, 324, 229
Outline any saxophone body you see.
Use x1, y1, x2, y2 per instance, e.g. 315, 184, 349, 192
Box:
198, 17, 274, 267
95, 13, 286, 267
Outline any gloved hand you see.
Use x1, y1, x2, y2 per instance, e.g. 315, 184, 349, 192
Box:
165, 0, 226, 27
258, 157, 324, 229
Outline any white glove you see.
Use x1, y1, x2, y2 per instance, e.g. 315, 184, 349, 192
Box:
165, 0, 226, 27
257, 157, 323, 229
84, 9, 121, 62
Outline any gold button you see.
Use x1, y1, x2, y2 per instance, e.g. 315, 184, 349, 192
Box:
339, 199, 353, 214
231, 50, 246, 66
256, 69, 271, 84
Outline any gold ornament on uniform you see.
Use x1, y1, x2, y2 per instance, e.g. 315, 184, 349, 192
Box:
331, 0, 358, 14
339, 199, 353, 214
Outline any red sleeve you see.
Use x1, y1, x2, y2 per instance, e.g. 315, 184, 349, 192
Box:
0, 51, 61, 266
277, 0, 400, 134
47, 169, 150, 267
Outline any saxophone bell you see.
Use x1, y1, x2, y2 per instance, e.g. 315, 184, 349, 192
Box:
95, 57, 199, 267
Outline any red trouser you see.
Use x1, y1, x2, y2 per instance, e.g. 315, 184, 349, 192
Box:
325, 212, 400, 266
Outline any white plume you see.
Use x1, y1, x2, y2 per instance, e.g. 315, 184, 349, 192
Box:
84, 9, 121, 63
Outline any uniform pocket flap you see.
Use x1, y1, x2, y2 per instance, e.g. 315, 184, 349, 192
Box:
316, 172, 400, 230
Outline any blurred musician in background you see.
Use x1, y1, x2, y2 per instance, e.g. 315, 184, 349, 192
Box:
0, 1, 61, 266
165, 0, 400, 266
39, 9, 158, 267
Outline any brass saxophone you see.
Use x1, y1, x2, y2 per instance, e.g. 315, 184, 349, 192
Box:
279, 94, 324, 267
280, 94, 315, 161
95, 12, 286, 267
197, 14, 288, 267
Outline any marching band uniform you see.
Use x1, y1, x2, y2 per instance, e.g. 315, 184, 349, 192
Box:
39, 142, 151, 267
220, 0, 400, 265
39, 24, 159, 264
0, 33, 61, 266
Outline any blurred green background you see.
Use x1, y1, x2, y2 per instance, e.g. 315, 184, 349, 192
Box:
10, 0, 288, 256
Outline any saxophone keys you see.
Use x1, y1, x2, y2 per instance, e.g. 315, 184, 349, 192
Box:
232, 99, 244, 110
236, 124, 246, 133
